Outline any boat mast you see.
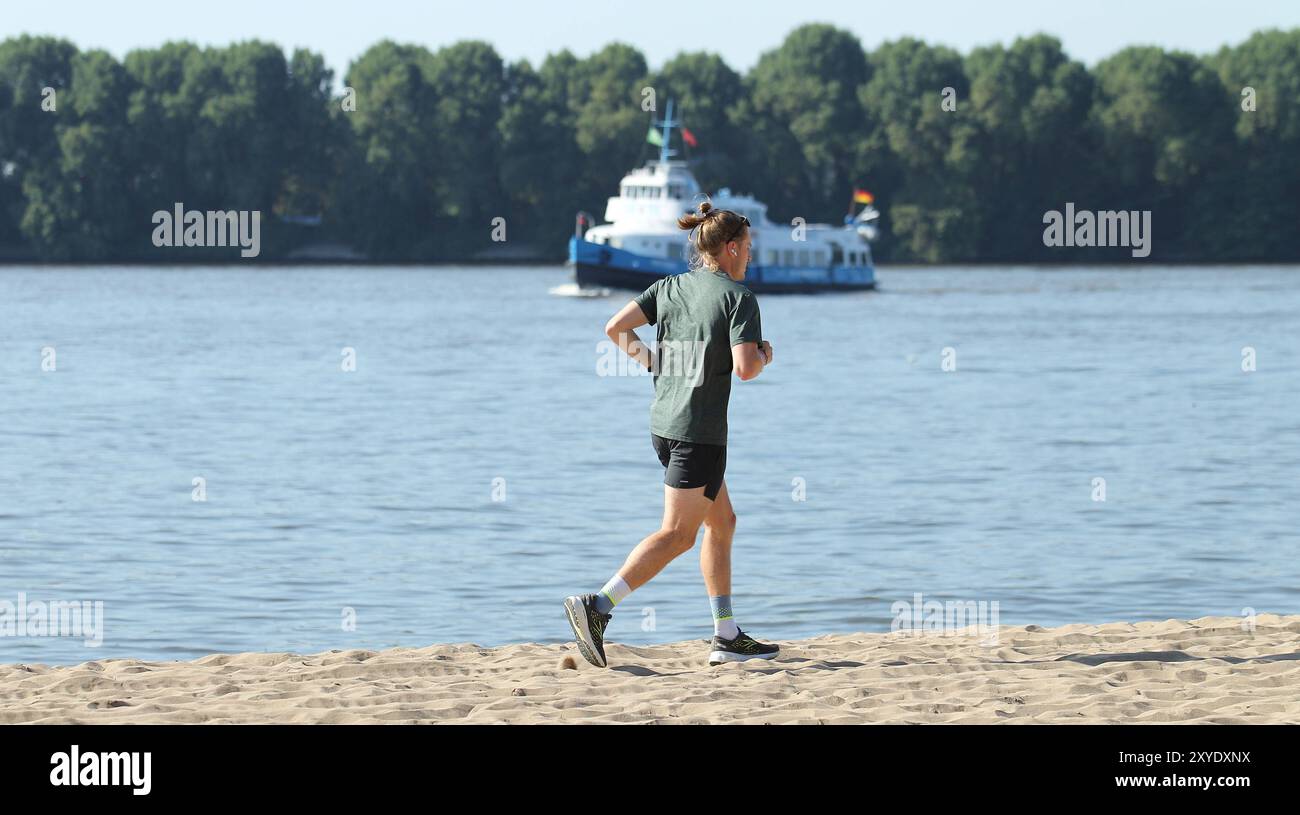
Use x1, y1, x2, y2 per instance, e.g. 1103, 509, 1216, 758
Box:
654, 98, 678, 164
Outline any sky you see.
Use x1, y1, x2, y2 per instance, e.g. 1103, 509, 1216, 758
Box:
6, 0, 1299, 78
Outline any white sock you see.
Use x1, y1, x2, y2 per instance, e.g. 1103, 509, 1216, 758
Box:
711, 595, 740, 640
714, 617, 740, 640
596, 575, 632, 613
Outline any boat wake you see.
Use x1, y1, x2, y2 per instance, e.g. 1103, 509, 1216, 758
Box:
549, 282, 610, 298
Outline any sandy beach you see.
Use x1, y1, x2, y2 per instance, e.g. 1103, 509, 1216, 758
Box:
2, 615, 1297, 724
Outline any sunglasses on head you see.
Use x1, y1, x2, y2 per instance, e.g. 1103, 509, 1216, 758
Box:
722, 213, 750, 243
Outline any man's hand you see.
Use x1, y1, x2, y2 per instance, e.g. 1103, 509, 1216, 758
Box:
758, 340, 773, 365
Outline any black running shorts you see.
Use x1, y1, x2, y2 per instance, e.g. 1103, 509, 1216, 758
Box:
652, 433, 727, 501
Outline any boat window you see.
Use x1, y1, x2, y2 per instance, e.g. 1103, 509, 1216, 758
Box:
798, 249, 809, 266
830, 243, 843, 265
783, 250, 794, 266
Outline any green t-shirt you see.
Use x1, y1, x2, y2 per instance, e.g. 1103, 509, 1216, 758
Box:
633, 269, 763, 446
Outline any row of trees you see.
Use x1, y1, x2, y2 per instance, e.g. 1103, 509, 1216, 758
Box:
0, 26, 1296, 263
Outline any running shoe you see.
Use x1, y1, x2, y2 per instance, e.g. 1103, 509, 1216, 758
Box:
707, 628, 779, 665
564, 593, 611, 668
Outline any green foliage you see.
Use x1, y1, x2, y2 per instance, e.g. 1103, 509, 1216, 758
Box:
742, 24, 871, 223
0, 36, 78, 247
961, 35, 1099, 261
0, 26, 1295, 262
1203, 29, 1300, 259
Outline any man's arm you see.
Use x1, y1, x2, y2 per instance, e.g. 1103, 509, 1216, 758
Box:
605, 300, 654, 371
728, 290, 768, 381
731, 341, 771, 381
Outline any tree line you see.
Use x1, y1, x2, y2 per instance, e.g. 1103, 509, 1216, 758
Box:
0, 25, 1296, 263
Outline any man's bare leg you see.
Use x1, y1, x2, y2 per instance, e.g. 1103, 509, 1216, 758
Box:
700, 481, 741, 640
700, 481, 735, 597
564, 485, 713, 667
617, 485, 714, 589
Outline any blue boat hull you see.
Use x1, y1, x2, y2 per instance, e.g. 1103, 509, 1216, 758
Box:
568, 238, 875, 294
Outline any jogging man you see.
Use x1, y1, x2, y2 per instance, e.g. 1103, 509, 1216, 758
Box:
564, 201, 778, 667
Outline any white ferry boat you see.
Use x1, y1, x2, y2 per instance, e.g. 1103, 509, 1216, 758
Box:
568, 100, 878, 294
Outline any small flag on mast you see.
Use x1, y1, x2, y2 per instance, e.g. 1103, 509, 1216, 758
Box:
647, 126, 664, 147
853, 188, 874, 204
681, 126, 698, 148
